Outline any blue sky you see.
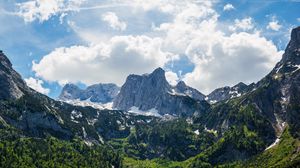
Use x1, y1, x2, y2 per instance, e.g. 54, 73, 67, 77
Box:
0, 0, 299, 98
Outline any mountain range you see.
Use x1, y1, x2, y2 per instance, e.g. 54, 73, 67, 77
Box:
58, 66, 256, 115
60, 67, 208, 116
0, 27, 300, 167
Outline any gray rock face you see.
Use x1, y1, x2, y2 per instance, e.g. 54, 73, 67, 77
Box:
113, 68, 170, 110
175, 81, 206, 101
0, 51, 163, 143
59, 83, 82, 100
191, 28, 300, 162
206, 82, 254, 103
263, 26, 300, 136
0, 51, 28, 100
282, 26, 300, 62
0, 51, 72, 139
15, 111, 72, 138
204, 27, 300, 138
59, 83, 120, 103
113, 67, 209, 116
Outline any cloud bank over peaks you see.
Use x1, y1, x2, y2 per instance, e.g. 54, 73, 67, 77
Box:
28, 0, 283, 94
183, 32, 283, 94
32, 35, 176, 86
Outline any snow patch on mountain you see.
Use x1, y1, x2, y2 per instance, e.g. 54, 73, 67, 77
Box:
63, 99, 113, 110
206, 82, 254, 103
265, 137, 280, 151
128, 106, 161, 117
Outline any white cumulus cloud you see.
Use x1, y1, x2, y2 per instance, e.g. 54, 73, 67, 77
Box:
223, 4, 235, 11
32, 35, 175, 86
25, 77, 50, 94
267, 17, 282, 31
102, 12, 127, 31
183, 32, 283, 94
31, 0, 283, 94
16, 0, 85, 22
229, 17, 254, 31
165, 71, 179, 86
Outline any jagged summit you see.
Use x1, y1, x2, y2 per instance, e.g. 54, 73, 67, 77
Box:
59, 83, 82, 100
59, 83, 120, 104
233, 82, 247, 88
113, 67, 208, 115
206, 82, 254, 103
175, 80, 206, 101
148, 67, 169, 85
64, 83, 79, 89
151, 67, 165, 76
0, 51, 12, 68
113, 67, 171, 112
280, 27, 300, 62
272, 26, 300, 75
60, 67, 206, 114
176, 80, 187, 87
0, 51, 28, 100
289, 26, 300, 47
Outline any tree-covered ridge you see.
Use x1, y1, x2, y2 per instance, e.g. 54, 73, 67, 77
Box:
121, 125, 300, 168
109, 119, 216, 161
0, 128, 122, 168
241, 126, 300, 168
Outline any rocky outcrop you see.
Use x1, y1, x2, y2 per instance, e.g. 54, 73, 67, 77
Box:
113, 68, 170, 111
59, 83, 120, 104
59, 84, 82, 100
264, 26, 300, 137
0, 51, 161, 142
190, 27, 300, 164
203, 27, 300, 138
113, 67, 209, 116
206, 82, 255, 103
0, 51, 28, 100
174, 81, 206, 101
16, 111, 72, 139
0, 51, 74, 139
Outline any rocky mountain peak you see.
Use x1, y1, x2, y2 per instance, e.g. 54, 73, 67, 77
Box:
250, 27, 300, 137
151, 67, 165, 76
290, 26, 300, 45
149, 67, 167, 83
176, 80, 187, 88
146, 67, 170, 91
0, 50, 12, 69
63, 83, 80, 91
174, 80, 205, 101
234, 82, 247, 87
206, 82, 255, 103
233, 82, 248, 91
59, 83, 120, 104
113, 68, 208, 115
281, 26, 300, 63
0, 51, 27, 100
270, 26, 300, 76
59, 83, 82, 100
